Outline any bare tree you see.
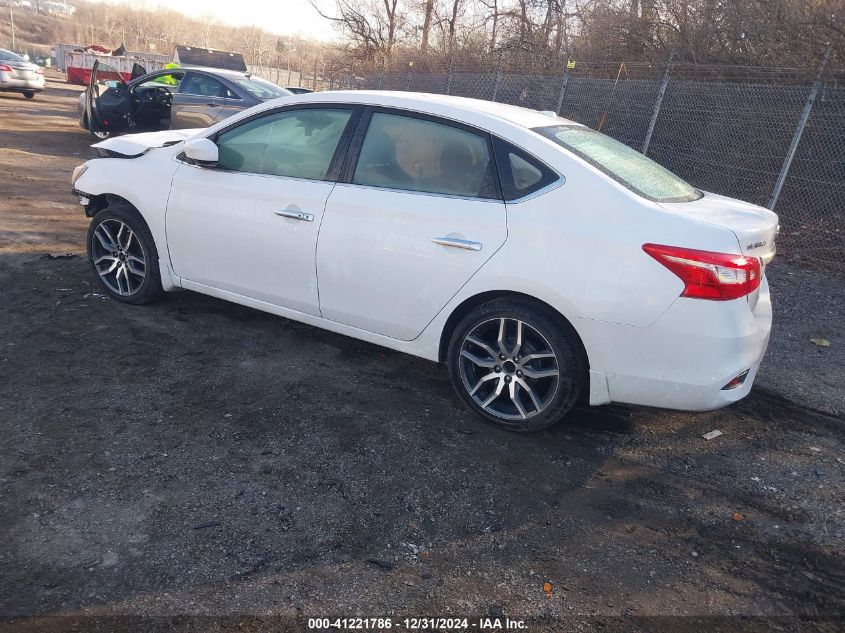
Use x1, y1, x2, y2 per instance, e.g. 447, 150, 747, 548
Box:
420, 0, 435, 54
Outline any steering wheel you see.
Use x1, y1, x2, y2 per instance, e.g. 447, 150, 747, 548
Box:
152, 86, 172, 109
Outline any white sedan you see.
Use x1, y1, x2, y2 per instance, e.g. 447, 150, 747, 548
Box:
71, 91, 778, 431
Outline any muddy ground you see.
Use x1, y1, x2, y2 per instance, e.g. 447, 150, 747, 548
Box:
0, 73, 843, 632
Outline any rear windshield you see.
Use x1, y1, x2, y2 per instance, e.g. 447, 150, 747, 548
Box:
235, 77, 292, 100
0, 50, 26, 63
533, 125, 702, 202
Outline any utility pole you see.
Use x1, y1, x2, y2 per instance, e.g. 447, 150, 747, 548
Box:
10, 3, 15, 51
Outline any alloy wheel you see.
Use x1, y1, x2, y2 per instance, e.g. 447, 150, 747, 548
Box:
458, 317, 560, 421
91, 219, 146, 296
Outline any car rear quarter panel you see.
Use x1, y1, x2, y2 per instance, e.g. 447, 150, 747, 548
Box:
468, 147, 742, 327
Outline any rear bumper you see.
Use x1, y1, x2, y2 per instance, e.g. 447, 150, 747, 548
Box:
582, 277, 772, 411
0, 75, 45, 91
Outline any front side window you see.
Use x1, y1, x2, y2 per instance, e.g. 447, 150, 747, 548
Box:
215, 108, 352, 180
353, 112, 496, 198
534, 125, 702, 202
181, 74, 224, 98
137, 72, 184, 90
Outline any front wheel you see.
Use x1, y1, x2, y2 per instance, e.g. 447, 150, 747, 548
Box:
84, 114, 112, 139
87, 204, 163, 304
23, 91, 35, 99
447, 299, 586, 432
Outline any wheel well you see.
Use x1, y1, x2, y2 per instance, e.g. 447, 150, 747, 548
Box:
83, 194, 136, 218
437, 291, 590, 372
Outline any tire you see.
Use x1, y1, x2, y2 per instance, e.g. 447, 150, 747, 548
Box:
23, 91, 35, 99
447, 298, 586, 432
87, 203, 164, 305
83, 114, 111, 139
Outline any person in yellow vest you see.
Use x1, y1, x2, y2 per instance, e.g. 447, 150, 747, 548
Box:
154, 62, 181, 86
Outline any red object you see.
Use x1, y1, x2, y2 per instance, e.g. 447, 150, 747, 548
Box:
35, 68, 44, 74
0, 64, 11, 72
643, 243, 761, 301
66, 66, 132, 86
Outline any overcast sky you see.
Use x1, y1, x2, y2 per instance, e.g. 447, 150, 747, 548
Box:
88, 0, 339, 40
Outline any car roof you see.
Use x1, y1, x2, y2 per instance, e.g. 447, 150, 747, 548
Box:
176, 66, 249, 78
263, 90, 577, 130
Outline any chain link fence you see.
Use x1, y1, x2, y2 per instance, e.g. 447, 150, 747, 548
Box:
298, 52, 844, 275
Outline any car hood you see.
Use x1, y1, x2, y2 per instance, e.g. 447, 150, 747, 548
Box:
659, 191, 779, 261
92, 128, 206, 157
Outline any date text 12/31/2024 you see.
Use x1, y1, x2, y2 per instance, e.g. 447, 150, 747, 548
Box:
308, 617, 527, 630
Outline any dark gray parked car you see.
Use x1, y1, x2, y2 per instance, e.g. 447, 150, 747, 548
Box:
78, 59, 292, 139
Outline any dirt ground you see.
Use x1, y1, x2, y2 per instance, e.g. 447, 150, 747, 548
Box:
0, 73, 843, 633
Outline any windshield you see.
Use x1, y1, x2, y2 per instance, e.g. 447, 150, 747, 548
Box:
235, 77, 292, 100
0, 49, 26, 63
533, 125, 702, 202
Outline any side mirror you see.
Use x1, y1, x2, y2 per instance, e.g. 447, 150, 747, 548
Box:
183, 138, 218, 165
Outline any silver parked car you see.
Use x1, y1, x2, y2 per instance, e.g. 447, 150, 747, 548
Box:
78, 59, 292, 139
0, 49, 45, 99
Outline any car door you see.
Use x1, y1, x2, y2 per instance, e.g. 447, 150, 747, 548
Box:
86, 59, 131, 135
316, 108, 507, 341
171, 72, 229, 129
215, 84, 251, 122
166, 105, 360, 315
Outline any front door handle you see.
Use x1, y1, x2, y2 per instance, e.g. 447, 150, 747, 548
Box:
275, 209, 314, 222
431, 237, 482, 251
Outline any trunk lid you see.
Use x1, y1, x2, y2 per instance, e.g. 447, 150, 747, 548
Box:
7, 60, 38, 78
659, 191, 779, 263
92, 128, 205, 157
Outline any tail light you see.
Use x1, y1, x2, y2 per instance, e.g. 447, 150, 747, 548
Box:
0, 64, 12, 72
643, 243, 761, 301
36, 68, 44, 75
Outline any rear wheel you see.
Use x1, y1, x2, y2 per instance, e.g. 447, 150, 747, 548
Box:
23, 91, 35, 99
447, 299, 585, 432
87, 204, 163, 304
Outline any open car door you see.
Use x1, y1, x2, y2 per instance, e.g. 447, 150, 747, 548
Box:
86, 59, 132, 138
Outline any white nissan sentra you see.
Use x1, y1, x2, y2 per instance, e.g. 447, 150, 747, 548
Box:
71, 91, 778, 432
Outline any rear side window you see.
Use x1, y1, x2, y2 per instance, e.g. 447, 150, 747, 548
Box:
353, 112, 498, 199
181, 74, 224, 98
534, 125, 702, 202
215, 108, 352, 180
492, 137, 559, 201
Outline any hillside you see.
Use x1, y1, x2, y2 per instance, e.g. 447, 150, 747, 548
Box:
1, 1, 326, 68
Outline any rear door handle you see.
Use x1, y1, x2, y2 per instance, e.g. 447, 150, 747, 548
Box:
431, 237, 482, 251
275, 209, 314, 222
